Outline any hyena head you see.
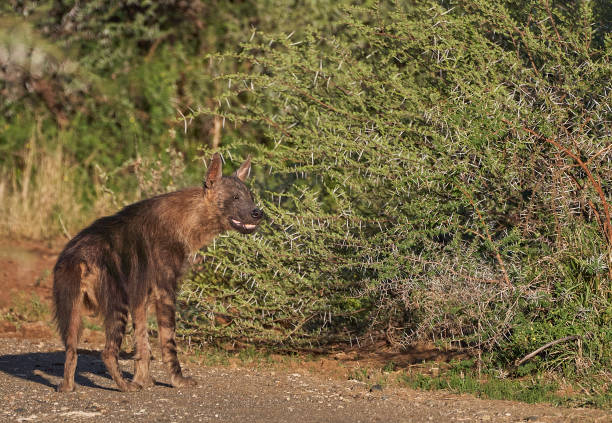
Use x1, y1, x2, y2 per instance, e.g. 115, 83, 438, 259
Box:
204, 153, 264, 235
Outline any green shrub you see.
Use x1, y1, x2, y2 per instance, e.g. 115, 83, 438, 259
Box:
180, 0, 612, 375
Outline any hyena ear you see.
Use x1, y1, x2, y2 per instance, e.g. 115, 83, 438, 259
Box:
204, 153, 223, 189
233, 155, 251, 181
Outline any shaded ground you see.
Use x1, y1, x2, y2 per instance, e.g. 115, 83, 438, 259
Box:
0, 239, 611, 422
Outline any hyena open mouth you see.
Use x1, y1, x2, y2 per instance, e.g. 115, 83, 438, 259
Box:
229, 217, 259, 233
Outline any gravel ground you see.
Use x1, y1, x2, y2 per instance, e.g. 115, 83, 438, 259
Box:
1, 338, 611, 423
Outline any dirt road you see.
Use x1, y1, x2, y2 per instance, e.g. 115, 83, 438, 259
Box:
0, 239, 610, 422
1, 337, 611, 423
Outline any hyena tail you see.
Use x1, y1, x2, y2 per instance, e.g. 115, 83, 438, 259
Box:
52, 259, 85, 347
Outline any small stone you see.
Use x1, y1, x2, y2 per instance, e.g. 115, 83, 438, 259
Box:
369, 384, 383, 392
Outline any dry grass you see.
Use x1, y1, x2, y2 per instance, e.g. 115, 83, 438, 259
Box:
0, 132, 88, 240
0, 130, 186, 241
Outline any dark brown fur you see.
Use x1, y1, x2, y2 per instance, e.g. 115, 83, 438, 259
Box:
53, 154, 262, 392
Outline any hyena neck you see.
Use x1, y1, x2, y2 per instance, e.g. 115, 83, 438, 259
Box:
153, 187, 225, 256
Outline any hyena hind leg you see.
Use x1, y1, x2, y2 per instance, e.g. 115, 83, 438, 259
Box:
57, 291, 84, 393
101, 304, 142, 392
131, 301, 154, 388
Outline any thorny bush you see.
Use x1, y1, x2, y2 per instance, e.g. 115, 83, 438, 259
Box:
180, 0, 612, 376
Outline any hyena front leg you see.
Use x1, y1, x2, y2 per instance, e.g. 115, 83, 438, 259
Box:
131, 300, 154, 388
102, 303, 141, 392
155, 289, 197, 387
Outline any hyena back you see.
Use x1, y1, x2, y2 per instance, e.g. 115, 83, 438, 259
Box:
53, 153, 263, 392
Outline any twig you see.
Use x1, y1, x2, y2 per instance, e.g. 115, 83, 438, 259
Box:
586, 143, 612, 167
544, 0, 562, 45
514, 335, 580, 368
502, 118, 612, 248
280, 313, 317, 342
261, 115, 292, 138
210, 115, 222, 149
513, 25, 540, 76
176, 108, 188, 134
457, 185, 511, 286
145, 37, 164, 62
286, 83, 364, 122
58, 215, 72, 240
511, 116, 612, 280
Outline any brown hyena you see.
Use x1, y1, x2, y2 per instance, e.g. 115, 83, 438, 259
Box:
53, 153, 263, 392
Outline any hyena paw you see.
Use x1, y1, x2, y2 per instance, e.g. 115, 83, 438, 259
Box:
133, 376, 155, 388
171, 374, 197, 388
119, 380, 143, 392
56, 381, 76, 393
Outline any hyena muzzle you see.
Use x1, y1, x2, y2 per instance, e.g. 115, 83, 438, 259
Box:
53, 153, 263, 392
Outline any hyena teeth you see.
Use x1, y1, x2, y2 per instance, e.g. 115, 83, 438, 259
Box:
231, 218, 255, 230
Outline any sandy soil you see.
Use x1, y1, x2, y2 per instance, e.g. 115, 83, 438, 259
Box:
0, 238, 58, 309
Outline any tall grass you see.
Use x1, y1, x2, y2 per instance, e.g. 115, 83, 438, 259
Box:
0, 130, 89, 240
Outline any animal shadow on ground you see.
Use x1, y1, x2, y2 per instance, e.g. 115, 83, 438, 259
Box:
0, 349, 171, 391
